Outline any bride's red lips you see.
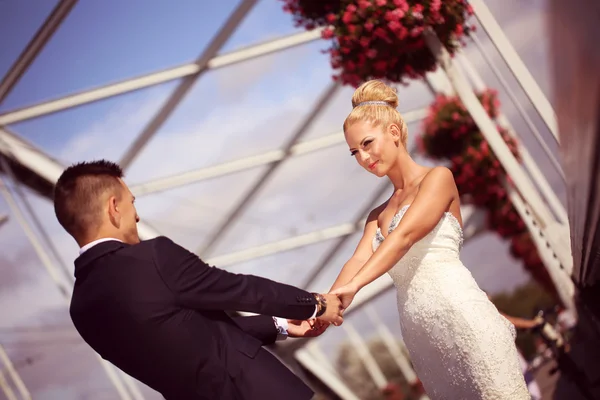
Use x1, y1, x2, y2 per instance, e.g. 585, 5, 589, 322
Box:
368, 161, 378, 170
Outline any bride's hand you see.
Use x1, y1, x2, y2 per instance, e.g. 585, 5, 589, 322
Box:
330, 281, 360, 310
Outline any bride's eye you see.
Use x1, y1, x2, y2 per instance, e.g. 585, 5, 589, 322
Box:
363, 139, 373, 148
350, 150, 358, 156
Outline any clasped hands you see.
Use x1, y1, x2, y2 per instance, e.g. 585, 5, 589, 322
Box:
287, 281, 360, 338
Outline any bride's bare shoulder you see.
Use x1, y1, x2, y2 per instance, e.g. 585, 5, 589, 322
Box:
417, 166, 455, 187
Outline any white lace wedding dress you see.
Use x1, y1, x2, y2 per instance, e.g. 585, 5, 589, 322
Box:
373, 205, 530, 399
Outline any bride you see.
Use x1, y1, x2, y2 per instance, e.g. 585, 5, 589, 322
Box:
328, 80, 530, 399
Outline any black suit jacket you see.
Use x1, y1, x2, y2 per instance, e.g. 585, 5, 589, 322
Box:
70, 237, 318, 400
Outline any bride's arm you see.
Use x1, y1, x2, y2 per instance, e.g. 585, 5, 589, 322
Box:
333, 167, 458, 305
328, 207, 382, 292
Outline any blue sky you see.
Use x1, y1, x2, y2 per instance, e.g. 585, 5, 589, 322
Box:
0, 0, 565, 398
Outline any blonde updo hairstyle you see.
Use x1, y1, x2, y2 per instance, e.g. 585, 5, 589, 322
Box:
343, 80, 408, 148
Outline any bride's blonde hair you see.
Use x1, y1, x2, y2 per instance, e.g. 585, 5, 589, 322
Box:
343, 80, 408, 148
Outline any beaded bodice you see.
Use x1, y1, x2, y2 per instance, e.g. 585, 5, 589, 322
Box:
372, 204, 464, 256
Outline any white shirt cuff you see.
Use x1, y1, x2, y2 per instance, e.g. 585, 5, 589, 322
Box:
310, 305, 318, 319
273, 317, 289, 341
273, 306, 318, 341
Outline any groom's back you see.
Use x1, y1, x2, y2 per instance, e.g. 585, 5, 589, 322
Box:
70, 239, 238, 399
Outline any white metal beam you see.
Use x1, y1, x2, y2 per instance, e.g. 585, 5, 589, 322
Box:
455, 50, 569, 224
295, 349, 361, 400
0, 344, 31, 400
342, 322, 388, 389
507, 186, 575, 310
466, 35, 565, 181
211, 204, 479, 269
207, 221, 356, 268
0, 29, 324, 126
129, 107, 428, 197
0, 0, 78, 104
469, 0, 559, 142
0, 370, 17, 400
119, 0, 258, 170
197, 82, 341, 257
425, 31, 575, 310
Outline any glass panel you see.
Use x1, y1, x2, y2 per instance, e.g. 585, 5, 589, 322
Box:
0, 0, 59, 78
127, 40, 335, 184
0, 317, 143, 398
220, 0, 305, 53
8, 80, 179, 165
0, 190, 125, 398
136, 166, 271, 252
0, 0, 239, 111
225, 240, 336, 287
207, 144, 386, 256
461, 231, 530, 293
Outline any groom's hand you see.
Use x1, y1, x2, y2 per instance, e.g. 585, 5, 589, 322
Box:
286, 319, 328, 338
317, 293, 344, 326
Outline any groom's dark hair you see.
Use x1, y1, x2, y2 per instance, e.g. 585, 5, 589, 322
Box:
54, 160, 124, 240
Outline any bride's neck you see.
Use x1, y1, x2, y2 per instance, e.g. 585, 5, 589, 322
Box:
387, 153, 422, 191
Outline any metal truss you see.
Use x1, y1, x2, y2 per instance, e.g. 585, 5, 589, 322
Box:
0, 343, 31, 400
129, 107, 428, 197
469, 0, 559, 143
0, 29, 324, 126
425, 31, 575, 312
0, 0, 78, 104
0, 127, 161, 240
196, 82, 341, 256
119, 0, 258, 170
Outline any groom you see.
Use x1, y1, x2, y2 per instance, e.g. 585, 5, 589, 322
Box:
54, 160, 343, 400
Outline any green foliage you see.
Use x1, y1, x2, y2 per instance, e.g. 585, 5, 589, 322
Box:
491, 280, 557, 359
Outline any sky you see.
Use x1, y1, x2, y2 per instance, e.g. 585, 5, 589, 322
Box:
0, 0, 564, 398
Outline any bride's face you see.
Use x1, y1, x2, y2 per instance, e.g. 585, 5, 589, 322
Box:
345, 120, 400, 177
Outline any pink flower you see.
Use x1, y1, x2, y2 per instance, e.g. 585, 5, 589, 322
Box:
342, 11, 353, 24
358, 0, 371, 10
326, 13, 337, 23
367, 48, 378, 58
393, 0, 409, 12
410, 26, 424, 37
321, 28, 334, 39
347, 4, 357, 13
376, 0, 387, 6
364, 21, 374, 31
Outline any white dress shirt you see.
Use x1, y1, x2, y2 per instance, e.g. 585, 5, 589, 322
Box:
78, 238, 313, 340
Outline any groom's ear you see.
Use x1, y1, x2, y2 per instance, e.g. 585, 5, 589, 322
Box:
107, 195, 121, 227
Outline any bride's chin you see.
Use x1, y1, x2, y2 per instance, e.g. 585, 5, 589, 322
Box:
371, 169, 387, 178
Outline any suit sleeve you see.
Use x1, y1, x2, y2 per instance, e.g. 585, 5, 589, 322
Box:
151, 236, 317, 320
232, 315, 278, 345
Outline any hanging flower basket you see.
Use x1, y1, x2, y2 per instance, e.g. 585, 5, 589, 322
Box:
419, 89, 501, 159
280, 0, 341, 30
419, 89, 559, 299
328, 0, 474, 86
